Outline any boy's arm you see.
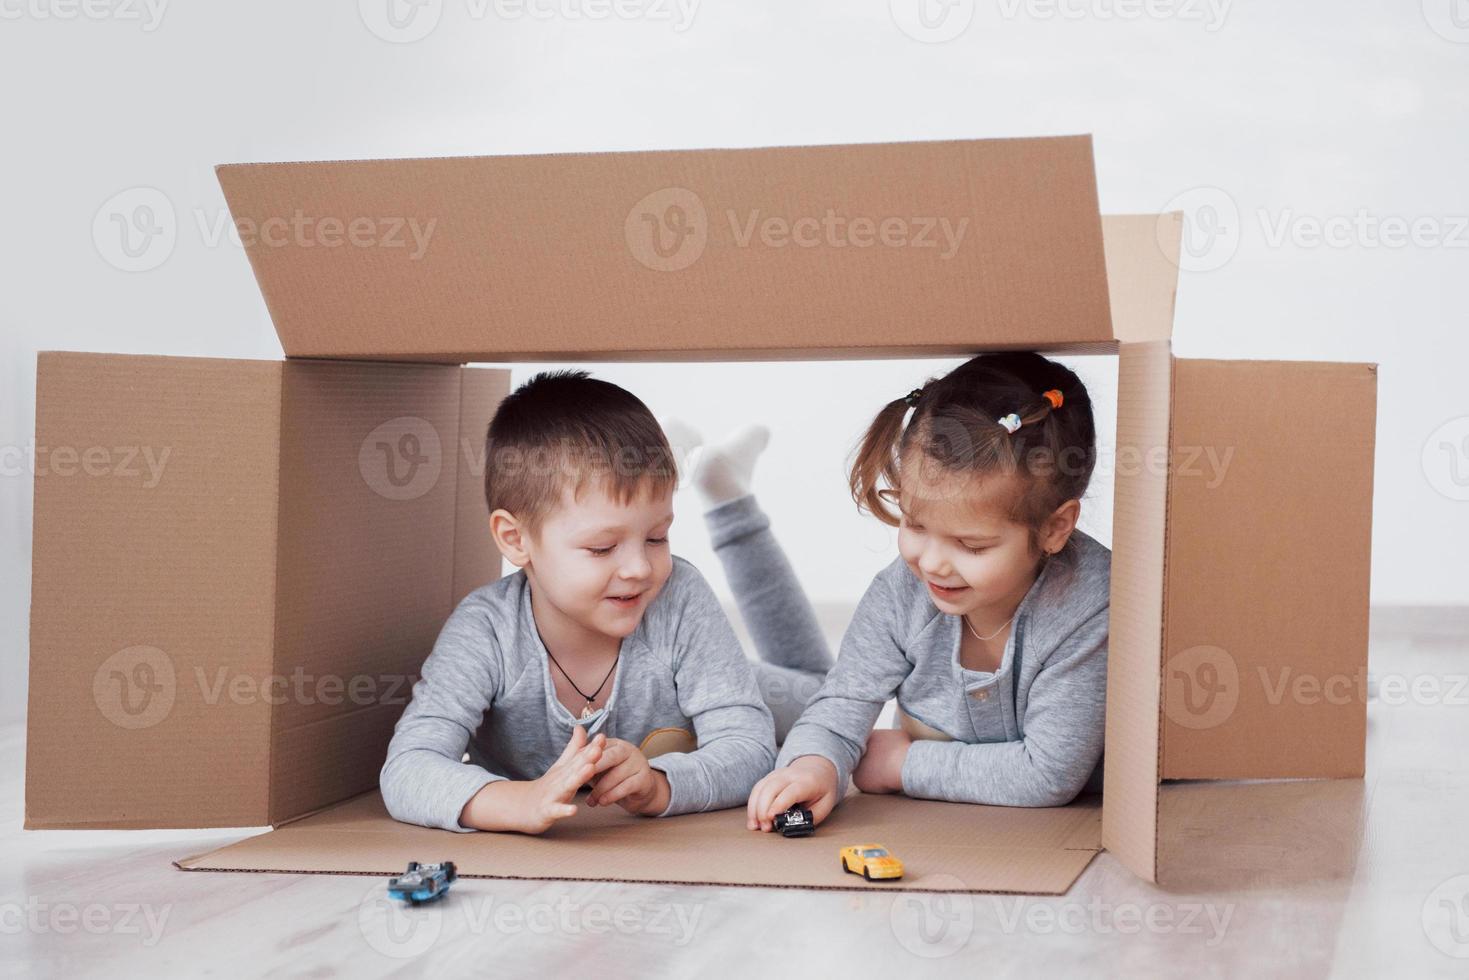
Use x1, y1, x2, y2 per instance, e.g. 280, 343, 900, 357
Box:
774, 566, 913, 794
379, 603, 505, 832
901, 606, 1108, 807
646, 568, 778, 816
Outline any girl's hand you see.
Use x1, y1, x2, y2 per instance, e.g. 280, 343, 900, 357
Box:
852, 729, 912, 795
587, 738, 671, 816
460, 726, 605, 834
746, 756, 839, 832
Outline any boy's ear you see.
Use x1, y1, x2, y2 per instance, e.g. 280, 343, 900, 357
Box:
1039, 499, 1082, 556
489, 509, 531, 568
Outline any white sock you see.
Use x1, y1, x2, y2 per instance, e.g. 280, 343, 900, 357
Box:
658, 416, 705, 492
691, 424, 771, 510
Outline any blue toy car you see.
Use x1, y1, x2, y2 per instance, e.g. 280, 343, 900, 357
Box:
387, 861, 458, 904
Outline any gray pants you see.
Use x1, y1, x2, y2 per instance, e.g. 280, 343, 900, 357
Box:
704, 494, 835, 742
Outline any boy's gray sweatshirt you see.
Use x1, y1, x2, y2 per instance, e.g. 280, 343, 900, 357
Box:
380, 556, 777, 831
775, 530, 1111, 808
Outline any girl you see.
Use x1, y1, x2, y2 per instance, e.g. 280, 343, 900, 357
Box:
687, 351, 1110, 831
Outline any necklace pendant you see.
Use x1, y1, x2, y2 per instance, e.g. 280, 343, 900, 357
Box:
580, 703, 593, 720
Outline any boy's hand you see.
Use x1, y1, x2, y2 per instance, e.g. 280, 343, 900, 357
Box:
852, 729, 912, 795
587, 739, 671, 816
459, 726, 605, 834
746, 755, 839, 832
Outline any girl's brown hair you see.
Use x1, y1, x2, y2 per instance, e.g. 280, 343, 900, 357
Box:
849, 352, 1096, 559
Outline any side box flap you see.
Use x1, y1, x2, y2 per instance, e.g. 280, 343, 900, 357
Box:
1161, 358, 1377, 779
1100, 339, 1175, 883
267, 362, 509, 825
26, 353, 281, 829
216, 136, 1114, 362
1101, 213, 1182, 344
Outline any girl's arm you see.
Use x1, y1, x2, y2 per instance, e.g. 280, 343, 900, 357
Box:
774, 563, 914, 794
901, 606, 1109, 807
379, 602, 507, 832
650, 564, 778, 816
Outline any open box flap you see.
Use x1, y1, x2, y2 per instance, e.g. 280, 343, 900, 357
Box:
1160, 357, 1376, 779
216, 136, 1117, 363
26, 353, 283, 828
25, 354, 511, 830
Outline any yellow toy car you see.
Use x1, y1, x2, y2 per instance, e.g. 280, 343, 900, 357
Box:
839, 844, 904, 881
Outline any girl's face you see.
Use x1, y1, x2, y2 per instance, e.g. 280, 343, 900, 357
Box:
895, 460, 1063, 618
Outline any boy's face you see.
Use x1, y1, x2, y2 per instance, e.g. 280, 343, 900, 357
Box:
502, 480, 675, 640
895, 459, 1071, 618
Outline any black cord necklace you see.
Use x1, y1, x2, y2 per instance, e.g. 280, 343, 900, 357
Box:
545, 648, 619, 719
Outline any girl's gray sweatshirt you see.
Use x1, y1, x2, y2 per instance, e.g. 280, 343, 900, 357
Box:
775, 530, 1111, 808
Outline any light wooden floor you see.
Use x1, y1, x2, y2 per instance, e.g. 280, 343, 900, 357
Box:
3, 621, 1468, 979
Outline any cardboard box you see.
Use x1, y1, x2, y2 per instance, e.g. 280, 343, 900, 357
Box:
25, 135, 1377, 893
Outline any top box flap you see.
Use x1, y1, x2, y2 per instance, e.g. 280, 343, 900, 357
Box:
216, 137, 1116, 363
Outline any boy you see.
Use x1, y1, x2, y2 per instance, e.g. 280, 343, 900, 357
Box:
380, 370, 776, 834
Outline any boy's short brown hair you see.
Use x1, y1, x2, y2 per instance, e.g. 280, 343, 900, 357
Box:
484, 370, 678, 537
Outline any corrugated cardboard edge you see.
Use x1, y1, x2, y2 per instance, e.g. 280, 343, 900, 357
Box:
1100, 340, 1174, 883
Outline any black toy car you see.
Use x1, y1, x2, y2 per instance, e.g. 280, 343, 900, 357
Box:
387, 861, 458, 904
774, 806, 816, 838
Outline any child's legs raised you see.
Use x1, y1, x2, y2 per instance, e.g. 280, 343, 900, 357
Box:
705, 494, 833, 740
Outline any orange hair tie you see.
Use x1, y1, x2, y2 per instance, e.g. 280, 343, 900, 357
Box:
1041, 389, 1064, 410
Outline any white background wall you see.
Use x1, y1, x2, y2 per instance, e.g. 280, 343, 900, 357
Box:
2, 1, 1466, 725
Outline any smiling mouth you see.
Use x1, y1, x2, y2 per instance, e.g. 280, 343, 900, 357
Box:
927, 581, 970, 596
606, 592, 644, 605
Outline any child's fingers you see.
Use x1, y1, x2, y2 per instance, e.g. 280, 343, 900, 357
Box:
588, 757, 639, 805
589, 739, 628, 775
749, 775, 784, 832
547, 801, 577, 821
765, 782, 810, 823
554, 724, 588, 765
592, 770, 644, 808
